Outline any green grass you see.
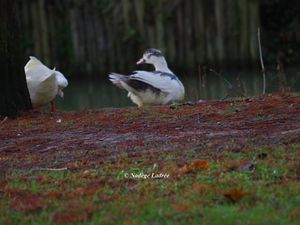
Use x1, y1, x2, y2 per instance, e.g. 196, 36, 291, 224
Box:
1, 144, 299, 225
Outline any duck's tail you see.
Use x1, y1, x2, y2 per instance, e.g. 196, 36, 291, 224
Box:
108, 73, 128, 89
24, 56, 43, 73
109, 73, 127, 81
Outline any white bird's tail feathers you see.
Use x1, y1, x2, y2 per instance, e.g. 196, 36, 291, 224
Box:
109, 73, 128, 89
108, 73, 127, 81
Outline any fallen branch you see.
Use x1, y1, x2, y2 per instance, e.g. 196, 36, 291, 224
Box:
0, 116, 8, 124
281, 128, 300, 135
33, 167, 68, 171
258, 27, 266, 94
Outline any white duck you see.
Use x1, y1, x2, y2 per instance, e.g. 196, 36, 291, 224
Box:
109, 48, 185, 107
24, 56, 68, 111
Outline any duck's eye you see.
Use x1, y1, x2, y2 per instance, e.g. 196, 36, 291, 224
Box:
146, 54, 152, 59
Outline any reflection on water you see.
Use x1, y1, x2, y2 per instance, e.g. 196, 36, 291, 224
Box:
57, 78, 134, 110
57, 69, 300, 111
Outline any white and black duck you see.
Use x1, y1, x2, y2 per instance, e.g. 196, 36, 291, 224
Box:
109, 48, 185, 107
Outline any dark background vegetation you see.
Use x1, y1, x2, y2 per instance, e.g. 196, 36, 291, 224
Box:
13, 0, 300, 77
0, 0, 32, 116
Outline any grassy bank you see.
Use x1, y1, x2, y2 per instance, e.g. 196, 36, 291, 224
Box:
0, 93, 300, 224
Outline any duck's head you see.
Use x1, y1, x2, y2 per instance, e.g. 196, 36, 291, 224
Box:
53, 69, 68, 98
136, 48, 169, 72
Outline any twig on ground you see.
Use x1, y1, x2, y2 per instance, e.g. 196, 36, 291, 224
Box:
0, 116, 8, 124
258, 27, 266, 94
33, 167, 68, 171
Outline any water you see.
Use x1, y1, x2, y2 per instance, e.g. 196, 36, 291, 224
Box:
57, 69, 300, 111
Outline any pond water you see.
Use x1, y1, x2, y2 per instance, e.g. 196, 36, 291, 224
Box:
57, 68, 300, 111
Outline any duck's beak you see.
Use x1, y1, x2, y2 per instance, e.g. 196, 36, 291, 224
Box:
136, 58, 145, 65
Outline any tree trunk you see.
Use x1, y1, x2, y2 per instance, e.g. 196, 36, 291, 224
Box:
0, 0, 32, 117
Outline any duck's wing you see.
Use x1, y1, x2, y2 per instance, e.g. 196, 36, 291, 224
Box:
28, 74, 58, 107
129, 70, 179, 93
109, 72, 161, 94
109, 71, 180, 94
